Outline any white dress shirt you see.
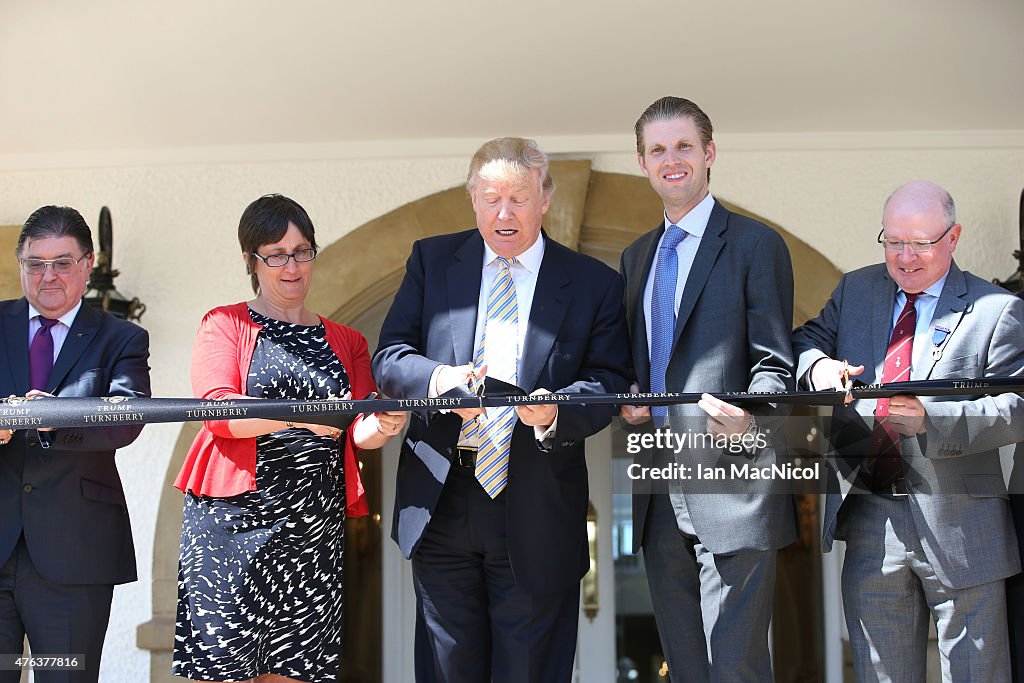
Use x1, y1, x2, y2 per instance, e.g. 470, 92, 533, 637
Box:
429, 234, 556, 442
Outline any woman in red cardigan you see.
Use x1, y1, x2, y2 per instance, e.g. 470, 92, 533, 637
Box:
172, 194, 406, 683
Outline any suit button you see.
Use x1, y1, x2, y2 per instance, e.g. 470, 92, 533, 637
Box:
22, 484, 32, 493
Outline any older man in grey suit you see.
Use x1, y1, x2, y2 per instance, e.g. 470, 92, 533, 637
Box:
619, 96, 798, 681
793, 180, 1024, 680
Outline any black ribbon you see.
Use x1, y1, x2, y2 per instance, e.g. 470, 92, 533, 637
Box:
1, 377, 1022, 431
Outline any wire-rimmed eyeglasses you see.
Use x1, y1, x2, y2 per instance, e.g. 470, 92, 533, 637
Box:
877, 224, 955, 253
18, 253, 91, 275
251, 248, 318, 267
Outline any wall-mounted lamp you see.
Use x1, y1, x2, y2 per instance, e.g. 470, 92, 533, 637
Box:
582, 500, 599, 621
84, 207, 146, 321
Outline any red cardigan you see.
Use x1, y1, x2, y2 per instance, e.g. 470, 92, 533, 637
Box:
174, 302, 371, 517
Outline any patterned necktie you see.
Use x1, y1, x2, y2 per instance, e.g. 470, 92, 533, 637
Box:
29, 317, 59, 391
461, 257, 519, 498
650, 225, 686, 425
869, 292, 918, 488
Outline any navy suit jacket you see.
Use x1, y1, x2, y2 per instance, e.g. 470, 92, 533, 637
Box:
372, 230, 631, 594
0, 298, 151, 585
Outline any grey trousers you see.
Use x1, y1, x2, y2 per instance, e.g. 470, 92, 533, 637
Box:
840, 493, 1010, 682
642, 493, 776, 682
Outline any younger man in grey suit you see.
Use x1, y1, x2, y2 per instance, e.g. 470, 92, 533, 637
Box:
793, 180, 1024, 680
620, 96, 797, 681
0, 206, 151, 683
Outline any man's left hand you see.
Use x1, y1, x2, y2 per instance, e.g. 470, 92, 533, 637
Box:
698, 393, 750, 438
886, 394, 926, 435
516, 388, 557, 428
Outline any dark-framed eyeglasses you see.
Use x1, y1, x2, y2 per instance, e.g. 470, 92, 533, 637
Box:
251, 248, 318, 267
877, 224, 955, 253
18, 253, 91, 275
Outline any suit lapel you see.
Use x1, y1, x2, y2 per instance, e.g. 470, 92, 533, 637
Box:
520, 237, 570, 393
672, 203, 726, 352
2, 299, 30, 393
47, 301, 100, 393
870, 273, 897, 384
917, 262, 968, 380
628, 228, 660, 389
446, 233, 484, 366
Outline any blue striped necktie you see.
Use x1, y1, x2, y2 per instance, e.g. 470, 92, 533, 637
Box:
650, 225, 686, 424
461, 256, 519, 497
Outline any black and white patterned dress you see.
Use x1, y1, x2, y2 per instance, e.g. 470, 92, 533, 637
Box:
173, 309, 349, 683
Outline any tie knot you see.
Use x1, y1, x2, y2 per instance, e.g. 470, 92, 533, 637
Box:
37, 316, 58, 331
903, 292, 919, 305
495, 256, 515, 271
661, 225, 686, 251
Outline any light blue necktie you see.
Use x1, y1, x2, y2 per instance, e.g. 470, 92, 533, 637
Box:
650, 225, 686, 425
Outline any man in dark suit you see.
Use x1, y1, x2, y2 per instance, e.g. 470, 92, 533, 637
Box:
619, 97, 797, 681
794, 181, 1023, 680
0, 206, 150, 683
372, 137, 630, 682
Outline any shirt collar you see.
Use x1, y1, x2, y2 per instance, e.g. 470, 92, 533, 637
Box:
28, 299, 83, 329
664, 193, 715, 239
482, 232, 546, 273
899, 270, 949, 304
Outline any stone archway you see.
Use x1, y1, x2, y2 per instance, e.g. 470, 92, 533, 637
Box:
1, 226, 22, 300
138, 161, 841, 682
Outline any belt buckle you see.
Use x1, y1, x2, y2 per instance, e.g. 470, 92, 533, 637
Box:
455, 447, 477, 468
890, 480, 908, 497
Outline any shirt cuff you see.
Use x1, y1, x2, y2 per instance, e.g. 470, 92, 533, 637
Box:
534, 413, 558, 445
428, 365, 444, 398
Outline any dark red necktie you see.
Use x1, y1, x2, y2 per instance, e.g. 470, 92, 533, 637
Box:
868, 292, 917, 489
29, 317, 59, 391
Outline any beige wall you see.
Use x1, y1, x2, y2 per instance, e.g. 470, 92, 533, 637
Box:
1, 137, 1022, 681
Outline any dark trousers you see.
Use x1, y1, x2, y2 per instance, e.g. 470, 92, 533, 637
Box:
411, 467, 580, 683
1009, 493, 1024, 681
0, 536, 112, 683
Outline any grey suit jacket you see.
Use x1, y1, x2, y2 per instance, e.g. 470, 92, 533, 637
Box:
621, 200, 798, 555
793, 261, 1024, 589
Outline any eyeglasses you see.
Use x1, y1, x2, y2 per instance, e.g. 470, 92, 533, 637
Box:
877, 224, 955, 253
19, 253, 91, 275
251, 248, 318, 267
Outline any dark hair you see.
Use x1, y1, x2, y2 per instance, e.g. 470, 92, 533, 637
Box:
16, 205, 94, 257
238, 194, 318, 294
634, 96, 714, 182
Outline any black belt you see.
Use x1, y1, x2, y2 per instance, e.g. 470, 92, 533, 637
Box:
454, 447, 477, 468
871, 479, 909, 497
